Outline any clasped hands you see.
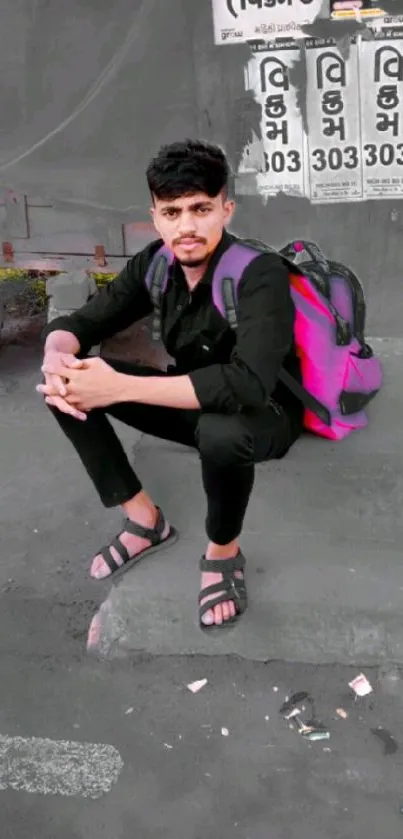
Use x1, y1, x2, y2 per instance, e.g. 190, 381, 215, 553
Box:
36, 353, 123, 420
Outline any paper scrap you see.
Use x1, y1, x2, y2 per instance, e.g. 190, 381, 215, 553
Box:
296, 720, 312, 734
284, 707, 301, 720
336, 708, 348, 720
221, 728, 229, 737
349, 673, 373, 697
187, 679, 208, 694
125, 707, 134, 715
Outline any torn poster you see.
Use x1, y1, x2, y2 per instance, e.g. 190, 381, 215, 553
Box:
240, 41, 307, 198
305, 37, 363, 204
359, 30, 403, 199
211, 0, 325, 45
237, 28, 403, 202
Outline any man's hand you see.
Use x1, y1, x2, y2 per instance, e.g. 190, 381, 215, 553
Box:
39, 350, 87, 421
37, 356, 123, 413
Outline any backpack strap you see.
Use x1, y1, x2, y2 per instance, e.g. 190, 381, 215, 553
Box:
280, 240, 331, 299
218, 270, 331, 427
149, 255, 168, 341
280, 240, 353, 346
277, 368, 331, 427
145, 246, 173, 341
221, 276, 238, 330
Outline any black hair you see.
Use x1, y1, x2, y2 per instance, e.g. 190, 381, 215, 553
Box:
146, 139, 231, 201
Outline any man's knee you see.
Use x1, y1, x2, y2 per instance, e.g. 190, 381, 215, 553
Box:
195, 412, 254, 468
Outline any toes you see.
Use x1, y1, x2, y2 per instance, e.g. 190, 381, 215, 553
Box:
201, 598, 237, 626
201, 609, 215, 626
90, 546, 125, 580
90, 555, 111, 580
213, 604, 224, 625
219, 601, 237, 623
221, 601, 231, 623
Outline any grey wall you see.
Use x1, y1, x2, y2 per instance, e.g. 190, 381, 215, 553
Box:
0, 0, 402, 335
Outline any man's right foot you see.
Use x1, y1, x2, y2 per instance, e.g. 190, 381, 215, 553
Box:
90, 507, 175, 579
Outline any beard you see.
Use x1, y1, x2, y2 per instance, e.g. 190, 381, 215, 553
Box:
177, 256, 208, 268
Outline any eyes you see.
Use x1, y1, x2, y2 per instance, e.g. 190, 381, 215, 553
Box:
162, 207, 211, 219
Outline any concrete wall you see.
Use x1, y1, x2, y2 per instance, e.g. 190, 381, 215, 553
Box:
1, 0, 402, 337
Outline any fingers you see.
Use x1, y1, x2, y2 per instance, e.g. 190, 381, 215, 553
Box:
42, 362, 71, 379
49, 375, 67, 397
38, 377, 66, 398
42, 354, 85, 380
37, 383, 60, 396
62, 356, 86, 369
44, 395, 87, 421
38, 383, 84, 407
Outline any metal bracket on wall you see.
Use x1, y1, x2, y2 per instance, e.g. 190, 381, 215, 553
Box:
2, 242, 14, 263
94, 245, 106, 267
4, 190, 29, 239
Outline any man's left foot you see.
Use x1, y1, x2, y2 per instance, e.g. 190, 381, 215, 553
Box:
199, 551, 247, 628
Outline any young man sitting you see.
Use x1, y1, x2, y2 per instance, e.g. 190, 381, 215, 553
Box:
38, 138, 303, 630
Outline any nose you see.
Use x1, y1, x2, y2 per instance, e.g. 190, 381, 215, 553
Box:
177, 212, 197, 237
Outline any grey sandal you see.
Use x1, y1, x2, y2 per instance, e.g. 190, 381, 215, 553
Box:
198, 551, 247, 630
94, 506, 178, 579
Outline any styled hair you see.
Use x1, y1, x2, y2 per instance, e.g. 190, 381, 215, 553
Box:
146, 139, 231, 201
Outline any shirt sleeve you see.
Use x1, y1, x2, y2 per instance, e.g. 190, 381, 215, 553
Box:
188, 252, 294, 414
42, 245, 156, 356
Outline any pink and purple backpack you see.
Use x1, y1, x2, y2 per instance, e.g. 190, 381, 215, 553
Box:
145, 237, 382, 440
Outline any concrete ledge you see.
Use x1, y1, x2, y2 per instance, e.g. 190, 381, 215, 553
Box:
84, 338, 403, 665
46, 270, 98, 323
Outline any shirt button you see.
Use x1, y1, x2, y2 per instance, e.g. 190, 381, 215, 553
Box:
176, 304, 183, 312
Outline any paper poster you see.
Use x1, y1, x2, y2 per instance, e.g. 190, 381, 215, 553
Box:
359, 30, 403, 198
240, 41, 307, 197
211, 0, 325, 45
236, 29, 403, 202
330, 0, 403, 22
304, 38, 363, 203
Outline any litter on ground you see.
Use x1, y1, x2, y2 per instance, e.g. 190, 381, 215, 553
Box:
187, 679, 208, 693
349, 673, 373, 698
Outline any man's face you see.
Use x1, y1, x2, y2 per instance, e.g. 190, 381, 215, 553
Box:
150, 191, 235, 267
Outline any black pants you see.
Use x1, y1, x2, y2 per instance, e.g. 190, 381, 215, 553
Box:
47, 358, 302, 545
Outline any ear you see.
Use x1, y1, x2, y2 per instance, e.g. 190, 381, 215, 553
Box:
150, 206, 160, 235
223, 199, 236, 225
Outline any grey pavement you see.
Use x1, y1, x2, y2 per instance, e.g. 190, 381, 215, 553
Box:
3, 339, 401, 664
1, 338, 403, 837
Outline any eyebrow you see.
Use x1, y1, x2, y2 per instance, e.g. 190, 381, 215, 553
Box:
161, 201, 213, 212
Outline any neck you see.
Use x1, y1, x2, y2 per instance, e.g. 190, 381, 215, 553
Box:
182, 263, 207, 291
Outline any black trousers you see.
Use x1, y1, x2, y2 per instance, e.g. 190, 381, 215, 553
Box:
47, 358, 302, 545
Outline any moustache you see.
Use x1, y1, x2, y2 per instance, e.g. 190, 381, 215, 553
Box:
174, 239, 205, 245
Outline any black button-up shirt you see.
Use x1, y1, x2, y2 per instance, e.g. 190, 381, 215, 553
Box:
43, 230, 303, 423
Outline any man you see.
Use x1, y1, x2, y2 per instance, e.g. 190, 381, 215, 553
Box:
38, 139, 303, 630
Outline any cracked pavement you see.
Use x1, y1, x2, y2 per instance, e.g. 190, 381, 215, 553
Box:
0, 339, 402, 838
